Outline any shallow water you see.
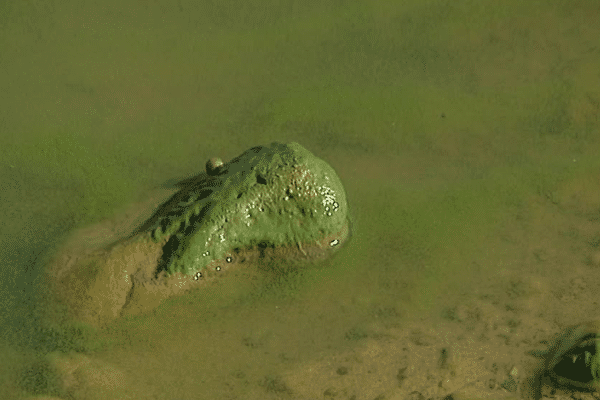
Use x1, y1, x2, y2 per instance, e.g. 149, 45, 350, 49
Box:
1, 0, 600, 398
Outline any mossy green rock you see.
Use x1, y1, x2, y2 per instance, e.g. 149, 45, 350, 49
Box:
149, 142, 349, 276
42, 142, 351, 327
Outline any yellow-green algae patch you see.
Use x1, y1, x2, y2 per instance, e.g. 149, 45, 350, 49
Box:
149, 142, 349, 277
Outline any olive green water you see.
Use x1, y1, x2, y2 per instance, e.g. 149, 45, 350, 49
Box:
1, 0, 599, 398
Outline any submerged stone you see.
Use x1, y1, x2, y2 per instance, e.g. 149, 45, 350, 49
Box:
43, 142, 351, 327
148, 142, 349, 276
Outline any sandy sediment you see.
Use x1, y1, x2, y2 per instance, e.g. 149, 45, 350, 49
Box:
19, 351, 128, 400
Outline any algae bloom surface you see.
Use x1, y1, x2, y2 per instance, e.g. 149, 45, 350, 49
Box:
148, 141, 350, 277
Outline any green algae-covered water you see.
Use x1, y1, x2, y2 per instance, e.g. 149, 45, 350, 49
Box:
1, 1, 600, 398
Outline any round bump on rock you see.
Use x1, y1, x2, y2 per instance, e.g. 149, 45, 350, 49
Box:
206, 157, 224, 176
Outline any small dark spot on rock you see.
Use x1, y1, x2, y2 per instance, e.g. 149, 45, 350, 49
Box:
256, 174, 267, 185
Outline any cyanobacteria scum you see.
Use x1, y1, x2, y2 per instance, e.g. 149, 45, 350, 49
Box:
147, 142, 351, 276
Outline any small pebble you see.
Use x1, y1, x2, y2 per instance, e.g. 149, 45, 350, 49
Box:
206, 157, 224, 175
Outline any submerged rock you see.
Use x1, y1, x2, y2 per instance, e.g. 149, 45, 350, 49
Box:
520, 320, 600, 399
43, 142, 351, 327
